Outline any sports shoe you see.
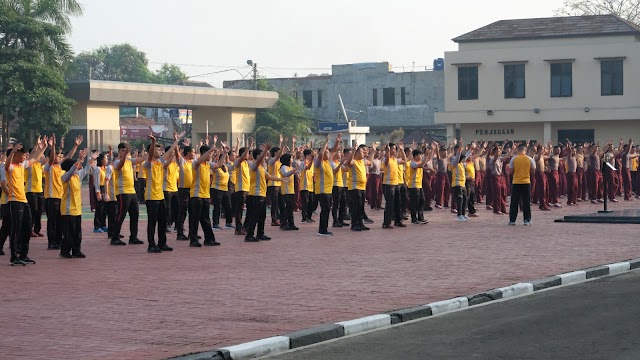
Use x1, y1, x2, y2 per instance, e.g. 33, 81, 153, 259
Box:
435, 205, 443, 209
508, 222, 516, 226
463, 215, 470, 220
110, 239, 126, 246
289, 226, 299, 231
244, 236, 259, 242
523, 220, 532, 226
382, 224, 394, 229
363, 218, 374, 224
128, 239, 144, 245
257, 235, 272, 241
11, 258, 26, 266
212, 225, 224, 231
72, 252, 87, 258
59, 253, 73, 259
360, 225, 370, 231
147, 246, 162, 253
204, 240, 221, 246
333, 222, 343, 228
20, 257, 36, 264
318, 231, 333, 236
189, 241, 202, 247
176, 235, 189, 241
101, 226, 109, 232
456, 215, 467, 222
160, 245, 173, 251
224, 224, 235, 229
93, 228, 104, 233
394, 223, 407, 228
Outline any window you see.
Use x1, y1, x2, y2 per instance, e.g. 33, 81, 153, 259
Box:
373, 89, 378, 106
601, 60, 623, 96
303, 90, 313, 108
458, 66, 478, 100
504, 64, 525, 99
317, 90, 323, 108
401, 87, 406, 105
558, 129, 594, 145
383, 87, 395, 106
550, 63, 572, 97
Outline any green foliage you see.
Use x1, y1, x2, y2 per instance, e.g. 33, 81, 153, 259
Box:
0, 0, 76, 144
152, 63, 188, 84
65, 43, 154, 82
255, 78, 313, 143
254, 126, 280, 144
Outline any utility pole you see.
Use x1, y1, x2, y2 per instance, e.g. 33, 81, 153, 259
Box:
253, 62, 258, 90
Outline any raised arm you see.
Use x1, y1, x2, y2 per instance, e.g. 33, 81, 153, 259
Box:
63, 135, 83, 161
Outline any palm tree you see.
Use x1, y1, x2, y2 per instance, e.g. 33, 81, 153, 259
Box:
2, 0, 84, 31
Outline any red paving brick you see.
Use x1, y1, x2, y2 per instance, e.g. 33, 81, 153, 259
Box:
1, 195, 639, 359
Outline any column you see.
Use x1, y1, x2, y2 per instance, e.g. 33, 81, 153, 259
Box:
543, 122, 551, 144
446, 124, 455, 144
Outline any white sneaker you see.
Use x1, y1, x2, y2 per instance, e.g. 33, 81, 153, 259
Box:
463, 215, 470, 220
523, 220, 532, 226
457, 215, 467, 222
508, 222, 516, 226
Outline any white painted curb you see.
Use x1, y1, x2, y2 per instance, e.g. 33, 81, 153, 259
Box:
607, 262, 631, 275
497, 282, 534, 299
219, 336, 290, 359
558, 270, 587, 285
428, 297, 469, 315
336, 314, 391, 336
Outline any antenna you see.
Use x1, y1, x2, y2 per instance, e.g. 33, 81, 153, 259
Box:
338, 94, 349, 123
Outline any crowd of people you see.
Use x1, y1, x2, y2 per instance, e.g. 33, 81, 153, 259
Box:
0, 130, 636, 266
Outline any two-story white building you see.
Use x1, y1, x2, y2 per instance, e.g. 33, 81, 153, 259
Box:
435, 15, 640, 144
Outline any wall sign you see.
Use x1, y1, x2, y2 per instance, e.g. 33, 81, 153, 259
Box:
475, 128, 515, 136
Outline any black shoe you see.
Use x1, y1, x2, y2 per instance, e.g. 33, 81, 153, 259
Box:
361, 225, 370, 231
111, 239, 126, 246
244, 236, 259, 242
290, 226, 299, 231
128, 239, 144, 245
425, 207, 433, 211
340, 221, 350, 226
318, 231, 333, 236
257, 235, 271, 241
363, 218, 374, 224
204, 241, 221, 246
411, 219, 420, 224
59, 253, 72, 259
10, 258, 26, 266
280, 226, 291, 231
147, 246, 162, 253
307, 218, 315, 223
160, 245, 173, 251
20, 257, 36, 264
176, 235, 189, 241
333, 222, 343, 228
394, 222, 407, 228
351, 226, 362, 232
382, 224, 394, 229
419, 219, 429, 224
72, 252, 86, 258
189, 241, 202, 247
47, 245, 58, 250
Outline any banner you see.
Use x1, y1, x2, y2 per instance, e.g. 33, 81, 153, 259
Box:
119, 106, 138, 117
318, 122, 349, 133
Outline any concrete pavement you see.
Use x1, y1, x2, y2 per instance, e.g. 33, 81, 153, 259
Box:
266, 270, 640, 360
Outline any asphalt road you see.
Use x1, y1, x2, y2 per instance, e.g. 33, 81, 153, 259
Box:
266, 270, 640, 360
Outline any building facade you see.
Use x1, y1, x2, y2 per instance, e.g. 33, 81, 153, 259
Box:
224, 62, 445, 140
435, 15, 640, 144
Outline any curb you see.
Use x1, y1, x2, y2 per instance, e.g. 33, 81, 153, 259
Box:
170, 257, 640, 360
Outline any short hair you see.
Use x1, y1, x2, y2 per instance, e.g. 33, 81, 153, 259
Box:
303, 149, 312, 157
253, 148, 263, 159
518, 145, 526, 152
61, 158, 76, 171
357, 144, 367, 150
164, 145, 171, 152
412, 149, 422, 157
238, 147, 248, 156
199, 145, 210, 154
343, 148, 351, 154
404, 148, 411, 154
5, 149, 12, 157
117, 143, 127, 149
183, 145, 193, 154
96, 154, 106, 165
269, 147, 280, 157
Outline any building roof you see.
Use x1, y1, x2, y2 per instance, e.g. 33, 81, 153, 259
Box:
65, 80, 278, 109
453, 15, 640, 43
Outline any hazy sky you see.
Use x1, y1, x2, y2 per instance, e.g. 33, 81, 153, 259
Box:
69, 0, 564, 86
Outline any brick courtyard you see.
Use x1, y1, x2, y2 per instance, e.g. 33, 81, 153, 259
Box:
1, 191, 638, 360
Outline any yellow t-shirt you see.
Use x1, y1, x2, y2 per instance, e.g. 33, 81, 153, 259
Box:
211, 166, 230, 192
44, 163, 64, 199
280, 166, 295, 195
97, 167, 106, 186
234, 160, 250, 192
383, 158, 399, 186
300, 164, 314, 192
348, 159, 367, 191
407, 161, 423, 189
267, 159, 282, 187
314, 159, 334, 195
511, 155, 534, 185
191, 161, 211, 198
26, 161, 43, 193
0, 167, 7, 205
7, 161, 28, 203
465, 161, 475, 180
178, 159, 193, 189
333, 161, 344, 187
61, 168, 86, 216
144, 159, 165, 201
452, 162, 466, 187
163, 161, 179, 192
114, 158, 136, 195
249, 163, 267, 197
632, 158, 638, 172
137, 163, 147, 179
398, 162, 405, 186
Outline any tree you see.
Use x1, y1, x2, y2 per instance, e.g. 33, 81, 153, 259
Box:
3, 0, 84, 31
153, 63, 188, 85
255, 78, 313, 143
65, 43, 154, 82
0, 0, 76, 145
555, 0, 640, 24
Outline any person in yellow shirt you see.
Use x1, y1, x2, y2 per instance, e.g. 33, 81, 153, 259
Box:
345, 143, 371, 231
233, 145, 251, 235
300, 149, 315, 223
60, 149, 94, 258
189, 144, 222, 247
267, 136, 285, 226
244, 144, 287, 242
211, 150, 232, 230
0, 157, 12, 258
163, 145, 180, 233
279, 153, 304, 231
135, 148, 147, 204
450, 144, 471, 222
93, 154, 109, 233
507, 144, 536, 225
25, 147, 46, 238
314, 135, 342, 236
381, 142, 407, 229
103, 151, 119, 240
111, 141, 151, 246
407, 148, 428, 225
176, 144, 195, 240
330, 146, 349, 228
144, 132, 183, 253
6, 137, 49, 265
